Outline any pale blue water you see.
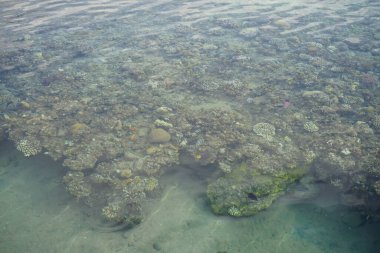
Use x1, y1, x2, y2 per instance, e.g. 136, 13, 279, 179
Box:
0, 141, 379, 252
1, 0, 380, 252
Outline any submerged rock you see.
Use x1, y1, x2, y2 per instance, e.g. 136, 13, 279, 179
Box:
207, 162, 307, 217
148, 128, 171, 143
344, 37, 362, 47
239, 27, 258, 38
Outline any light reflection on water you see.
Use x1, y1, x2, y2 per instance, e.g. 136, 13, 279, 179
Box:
0, 0, 380, 252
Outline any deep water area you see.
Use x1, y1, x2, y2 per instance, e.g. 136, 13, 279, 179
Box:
1, 0, 380, 252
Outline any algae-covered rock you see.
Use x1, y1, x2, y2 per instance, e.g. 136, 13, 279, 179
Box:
207, 162, 307, 217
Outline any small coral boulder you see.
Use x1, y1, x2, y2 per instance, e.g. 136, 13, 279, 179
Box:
148, 128, 171, 143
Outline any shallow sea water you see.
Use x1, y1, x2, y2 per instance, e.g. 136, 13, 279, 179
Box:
0, 141, 379, 253
1, 0, 380, 252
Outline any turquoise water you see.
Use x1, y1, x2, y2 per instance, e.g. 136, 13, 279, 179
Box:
1, 0, 380, 252
0, 141, 379, 253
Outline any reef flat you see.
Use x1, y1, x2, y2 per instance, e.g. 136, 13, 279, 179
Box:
0, 0, 379, 226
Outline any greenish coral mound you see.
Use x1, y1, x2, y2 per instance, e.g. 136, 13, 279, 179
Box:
207, 162, 307, 217
253, 122, 275, 141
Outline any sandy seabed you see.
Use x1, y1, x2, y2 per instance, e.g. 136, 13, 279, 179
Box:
0, 141, 379, 253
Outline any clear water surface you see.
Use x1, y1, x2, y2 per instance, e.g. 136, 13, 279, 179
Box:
0, 0, 379, 252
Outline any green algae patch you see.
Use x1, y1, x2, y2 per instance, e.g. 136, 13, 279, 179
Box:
207, 162, 308, 217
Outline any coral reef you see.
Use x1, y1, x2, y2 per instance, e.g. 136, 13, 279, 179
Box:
303, 121, 319, 132
208, 161, 307, 216
253, 123, 276, 141
1, 0, 380, 226
15, 138, 41, 157
372, 115, 380, 129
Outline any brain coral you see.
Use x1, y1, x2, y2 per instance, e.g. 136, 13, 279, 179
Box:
253, 122, 276, 141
